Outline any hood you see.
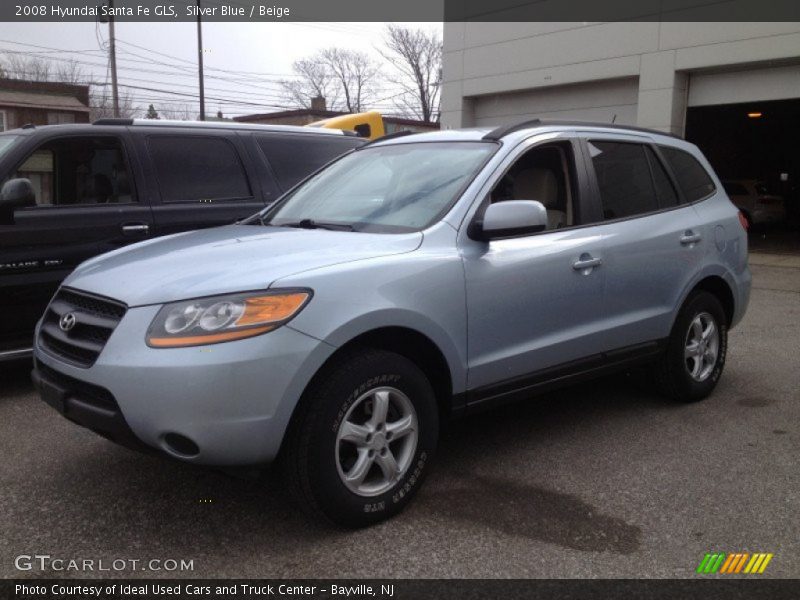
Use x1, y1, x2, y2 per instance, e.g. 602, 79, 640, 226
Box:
64, 225, 422, 306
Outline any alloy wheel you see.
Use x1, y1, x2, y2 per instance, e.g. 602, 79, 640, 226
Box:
335, 386, 419, 497
684, 311, 719, 382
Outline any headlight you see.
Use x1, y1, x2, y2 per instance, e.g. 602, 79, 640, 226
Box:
146, 289, 311, 348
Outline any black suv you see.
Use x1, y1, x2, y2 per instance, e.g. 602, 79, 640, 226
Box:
0, 119, 365, 361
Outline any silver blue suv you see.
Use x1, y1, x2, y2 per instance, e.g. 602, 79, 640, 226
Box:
33, 120, 751, 527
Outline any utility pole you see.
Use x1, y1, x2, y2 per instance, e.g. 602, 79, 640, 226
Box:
108, 0, 119, 117
196, 0, 205, 120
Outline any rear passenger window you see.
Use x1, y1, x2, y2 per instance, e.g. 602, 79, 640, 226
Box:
588, 141, 658, 219
257, 134, 362, 190
149, 136, 251, 202
659, 146, 716, 202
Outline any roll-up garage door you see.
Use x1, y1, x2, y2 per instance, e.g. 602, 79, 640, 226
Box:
471, 77, 639, 126
688, 64, 800, 107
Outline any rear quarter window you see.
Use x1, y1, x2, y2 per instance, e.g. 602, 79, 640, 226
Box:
659, 146, 716, 202
256, 133, 363, 190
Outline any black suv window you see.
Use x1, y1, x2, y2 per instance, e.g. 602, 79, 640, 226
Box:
659, 146, 716, 202
14, 136, 134, 206
256, 133, 362, 190
589, 141, 659, 220
148, 136, 251, 202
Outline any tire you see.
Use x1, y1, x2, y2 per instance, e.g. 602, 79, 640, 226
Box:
653, 291, 728, 403
281, 348, 438, 527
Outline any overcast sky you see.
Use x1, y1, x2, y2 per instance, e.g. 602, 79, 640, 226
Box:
0, 21, 442, 118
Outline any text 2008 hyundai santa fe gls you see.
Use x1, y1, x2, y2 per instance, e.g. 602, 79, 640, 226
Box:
33, 121, 751, 527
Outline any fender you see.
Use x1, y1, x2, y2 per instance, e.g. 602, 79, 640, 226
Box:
672, 262, 739, 330
302, 307, 467, 396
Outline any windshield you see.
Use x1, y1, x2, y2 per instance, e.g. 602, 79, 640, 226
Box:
262, 141, 497, 233
0, 135, 20, 160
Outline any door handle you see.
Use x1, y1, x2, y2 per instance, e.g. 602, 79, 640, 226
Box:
122, 223, 150, 235
680, 231, 702, 245
572, 256, 603, 271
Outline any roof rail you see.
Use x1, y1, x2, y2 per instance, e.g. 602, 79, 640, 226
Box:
482, 119, 542, 141
93, 118, 134, 126
483, 119, 679, 140
360, 130, 417, 147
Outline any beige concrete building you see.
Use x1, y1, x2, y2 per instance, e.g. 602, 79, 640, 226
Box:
441, 22, 800, 136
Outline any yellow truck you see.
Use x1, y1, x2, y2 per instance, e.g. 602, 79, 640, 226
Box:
307, 111, 385, 140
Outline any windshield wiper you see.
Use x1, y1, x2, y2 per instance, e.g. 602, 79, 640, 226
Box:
280, 218, 354, 231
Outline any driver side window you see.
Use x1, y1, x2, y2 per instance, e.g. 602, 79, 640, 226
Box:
490, 144, 576, 230
14, 136, 135, 207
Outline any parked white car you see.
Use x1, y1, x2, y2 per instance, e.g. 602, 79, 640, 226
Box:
722, 180, 786, 228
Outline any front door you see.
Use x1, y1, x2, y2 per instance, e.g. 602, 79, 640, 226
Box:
0, 133, 152, 353
460, 137, 607, 401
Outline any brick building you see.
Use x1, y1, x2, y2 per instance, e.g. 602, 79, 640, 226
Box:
0, 78, 91, 131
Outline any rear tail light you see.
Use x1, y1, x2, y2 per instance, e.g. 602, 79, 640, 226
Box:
738, 211, 749, 231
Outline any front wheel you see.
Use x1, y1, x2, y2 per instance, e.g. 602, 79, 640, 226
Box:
282, 349, 438, 527
653, 291, 728, 402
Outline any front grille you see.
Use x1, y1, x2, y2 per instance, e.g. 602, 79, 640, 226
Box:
39, 288, 127, 368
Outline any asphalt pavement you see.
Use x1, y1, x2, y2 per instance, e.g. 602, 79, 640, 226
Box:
1, 258, 798, 579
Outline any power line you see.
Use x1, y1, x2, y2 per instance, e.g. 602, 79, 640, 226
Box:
0, 37, 423, 118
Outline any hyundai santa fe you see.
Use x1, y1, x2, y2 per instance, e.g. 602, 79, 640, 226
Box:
32, 120, 751, 527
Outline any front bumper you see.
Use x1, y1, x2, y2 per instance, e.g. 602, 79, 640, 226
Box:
34, 303, 336, 466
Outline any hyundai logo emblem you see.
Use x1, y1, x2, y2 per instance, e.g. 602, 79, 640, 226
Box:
59, 312, 77, 332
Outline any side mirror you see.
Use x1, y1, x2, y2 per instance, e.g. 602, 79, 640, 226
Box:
474, 200, 547, 241
0, 178, 36, 211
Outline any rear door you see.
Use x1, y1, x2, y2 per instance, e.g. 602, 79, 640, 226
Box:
579, 134, 707, 349
0, 131, 152, 353
136, 130, 266, 236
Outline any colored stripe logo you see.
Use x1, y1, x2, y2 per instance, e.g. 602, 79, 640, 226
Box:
696, 552, 774, 574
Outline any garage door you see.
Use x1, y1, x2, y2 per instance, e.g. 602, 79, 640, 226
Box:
688, 64, 800, 107
472, 77, 639, 127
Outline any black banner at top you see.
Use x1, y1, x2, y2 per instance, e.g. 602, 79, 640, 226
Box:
3, 0, 800, 22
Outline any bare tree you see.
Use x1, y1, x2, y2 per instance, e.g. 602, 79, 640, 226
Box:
280, 57, 341, 110
380, 25, 442, 123
90, 86, 139, 120
0, 55, 86, 85
54, 59, 86, 85
160, 103, 196, 121
0, 54, 53, 81
280, 48, 380, 113
320, 48, 380, 113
